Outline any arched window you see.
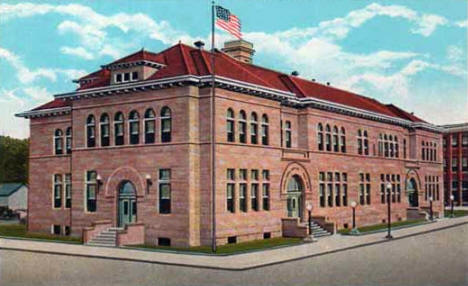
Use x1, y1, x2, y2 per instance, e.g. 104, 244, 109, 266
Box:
238, 110, 247, 143
65, 127, 72, 154
114, 112, 124, 146
144, 108, 155, 144
100, 114, 110, 147
226, 108, 235, 142
129, 110, 140, 145
161, 106, 171, 143
250, 112, 258, 144
332, 126, 339, 152
384, 134, 389, 157
317, 123, 324, 151
325, 124, 331, 151
86, 115, 96, 148
357, 129, 363, 155
54, 129, 63, 155
395, 136, 399, 158
389, 135, 394, 157
340, 127, 346, 153
285, 121, 292, 148
261, 114, 269, 145
363, 130, 369, 155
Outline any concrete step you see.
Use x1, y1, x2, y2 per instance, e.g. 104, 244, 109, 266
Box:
87, 242, 115, 247
97, 232, 117, 238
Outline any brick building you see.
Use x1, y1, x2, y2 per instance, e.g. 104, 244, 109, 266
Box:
441, 123, 468, 206
17, 40, 444, 247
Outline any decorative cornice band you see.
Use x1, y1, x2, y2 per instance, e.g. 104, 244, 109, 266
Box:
15, 107, 71, 119
17, 75, 441, 132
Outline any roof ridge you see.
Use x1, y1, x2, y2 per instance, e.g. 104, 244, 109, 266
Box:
283, 75, 307, 97
178, 44, 193, 74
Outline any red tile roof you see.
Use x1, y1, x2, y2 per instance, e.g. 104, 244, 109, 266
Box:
32, 98, 70, 111
34, 43, 425, 123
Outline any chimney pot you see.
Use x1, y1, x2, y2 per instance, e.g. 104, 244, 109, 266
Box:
326, 82, 330, 86
291, 71, 299, 76
194, 40, 205, 49
311, 78, 316, 82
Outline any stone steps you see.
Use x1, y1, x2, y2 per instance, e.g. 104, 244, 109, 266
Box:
300, 221, 332, 238
86, 227, 122, 247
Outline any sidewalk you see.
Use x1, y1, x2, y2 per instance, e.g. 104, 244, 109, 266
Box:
1, 216, 467, 271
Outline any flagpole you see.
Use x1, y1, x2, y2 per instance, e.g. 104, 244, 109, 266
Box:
210, 0, 217, 253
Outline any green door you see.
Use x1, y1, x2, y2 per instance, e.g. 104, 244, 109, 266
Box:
118, 181, 137, 227
287, 175, 304, 219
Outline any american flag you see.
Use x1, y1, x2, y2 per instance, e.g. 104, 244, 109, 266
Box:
215, 6, 242, 39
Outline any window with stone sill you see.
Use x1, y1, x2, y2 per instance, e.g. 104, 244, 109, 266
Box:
285, 121, 292, 148
114, 112, 124, 146
100, 113, 110, 147
85, 171, 97, 212
226, 183, 235, 213
66, 127, 72, 154
251, 183, 259, 211
261, 114, 269, 146
262, 183, 270, 211
144, 108, 156, 144
160, 107, 172, 143
239, 183, 247, 212
238, 110, 247, 143
129, 110, 140, 145
65, 173, 71, 209
250, 112, 258, 145
54, 129, 64, 155
86, 115, 96, 148
226, 108, 235, 143
159, 169, 171, 214
53, 174, 62, 208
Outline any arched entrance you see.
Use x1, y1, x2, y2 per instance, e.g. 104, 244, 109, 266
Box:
407, 178, 418, 207
287, 175, 304, 219
118, 181, 137, 227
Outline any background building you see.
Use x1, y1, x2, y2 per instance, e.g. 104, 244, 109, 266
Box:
0, 183, 28, 217
441, 123, 468, 206
17, 40, 444, 247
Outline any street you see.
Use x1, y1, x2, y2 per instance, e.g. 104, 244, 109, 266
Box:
1, 223, 467, 286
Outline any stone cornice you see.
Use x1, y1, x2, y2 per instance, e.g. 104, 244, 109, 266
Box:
439, 123, 468, 133
15, 107, 71, 119
16, 75, 442, 132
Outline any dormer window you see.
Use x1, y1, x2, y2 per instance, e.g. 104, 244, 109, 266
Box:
115, 74, 122, 83
132, 71, 138, 81
114, 71, 139, 84
124, 72, 130, 81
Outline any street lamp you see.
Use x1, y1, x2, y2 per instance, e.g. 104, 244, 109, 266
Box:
350, 201, 360, 235
429, 196, 434, 221
145, 174, 152, 194
304, 203, 317, 243
386, 182, 393, 239
450, 195, 455, 218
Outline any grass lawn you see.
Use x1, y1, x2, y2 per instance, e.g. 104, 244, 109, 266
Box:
131, 237, 303, 255
0, 224, 81, 243
444, 209, 468, 218
338, 219, 426, 235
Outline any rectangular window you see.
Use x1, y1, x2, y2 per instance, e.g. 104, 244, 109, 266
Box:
262, 170, 269, 181
53, 174, 62, 208
115, 73, 122, 83
124, 72, 130, 82
452, 158, 458, 171
327, 183, 333, 207
159, 169, 171, 214
335, 183, 341, 207
251, 169, 259, 181
262, 184, 270, 211
452, 135, 458, 146
462, 157, 468, 171
239, 183, 247, 212
85, 171, 97, 212
342, 182, 348, 206
226, 183, 235, 213
380, 182, 385, 204
65, 173, 71, 208
319, 183, 325, 207
462, 134, 468, 146
52, 225, 61, 235
131, 71, 138, 81
227, 120, 234, 142
239, 169, 247, 180
251, 183, 258, 211
227, 169, 235, 181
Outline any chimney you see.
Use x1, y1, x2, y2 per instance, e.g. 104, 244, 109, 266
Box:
291, 71, 299, 76
221, 39, 255, 63
326, 82, 330, 86
194, 40, 205, 49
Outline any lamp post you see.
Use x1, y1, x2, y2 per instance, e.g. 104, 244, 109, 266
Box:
429, 196, 433, 221
96, 174, 103, 193
350, 201, 360, 235
145, 174, 152, 194
304, 203, 317, 243
450, 195, 455, 218
386, 182, 393, 239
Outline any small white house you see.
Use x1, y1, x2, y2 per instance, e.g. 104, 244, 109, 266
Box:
0, 183, 28, 212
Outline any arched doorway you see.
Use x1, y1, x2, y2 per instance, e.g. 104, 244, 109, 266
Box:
287, 175, 304, 219
118, 181, 137, 227
407, 178, 418, 207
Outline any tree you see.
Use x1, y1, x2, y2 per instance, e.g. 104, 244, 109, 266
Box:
0, 136, 29, 184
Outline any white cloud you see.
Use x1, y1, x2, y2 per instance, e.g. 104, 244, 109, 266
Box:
0, 47, 86, 83
455, 20, 467, 28
411, 14, 448, 36
22, 86, 52, 102
0, 89, 31, 138
446, 45, 464, 62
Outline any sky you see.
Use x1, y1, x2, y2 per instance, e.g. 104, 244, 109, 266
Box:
0, 0, 467, 138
